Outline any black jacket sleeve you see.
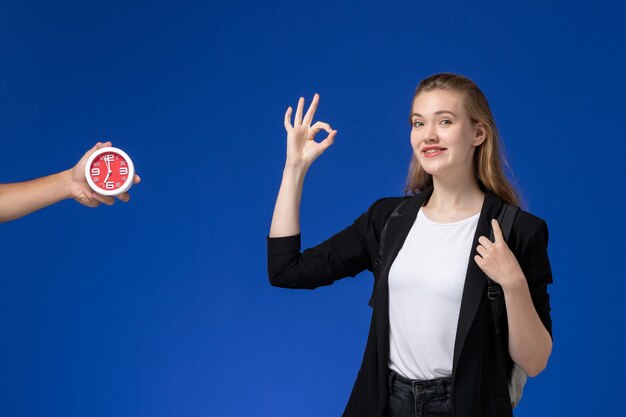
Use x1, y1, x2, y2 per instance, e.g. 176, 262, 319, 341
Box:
515, 218, 554, 338
266, 197, 402, 290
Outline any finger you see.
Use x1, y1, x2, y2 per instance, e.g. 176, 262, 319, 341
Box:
91, 192, 115, 206
294, 97, 304, 126
76, 193, 100, 208
302, 93, 319, 126
83, 199, 100, 208
117, 192, 130, 203
318, 130, 337, 152
477, 236, 492, 248
133, 175, 141, 184
284, 106, 293, 130
95, 141, 112, 150
309, 121, 333, 140
491, 219, 504, 242
474, 254, 484, 267
310, 121, 332, 132
85, 190, 106, 206
82, 141, 111, 160
82, 143, 100, 158
476, 244, 488, 257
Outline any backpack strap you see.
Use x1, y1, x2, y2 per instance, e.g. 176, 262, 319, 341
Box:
368, 197, 411, 307
487, 202, 520, 334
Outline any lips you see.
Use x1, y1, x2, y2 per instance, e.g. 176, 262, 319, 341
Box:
421, 146, 447, 156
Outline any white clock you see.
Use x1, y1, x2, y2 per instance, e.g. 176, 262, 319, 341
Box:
84, 146, 135, 196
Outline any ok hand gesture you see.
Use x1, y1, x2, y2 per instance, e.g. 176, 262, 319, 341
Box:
284, 93, 337, 170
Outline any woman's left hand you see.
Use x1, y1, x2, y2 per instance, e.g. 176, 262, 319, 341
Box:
474, 219, 524, 290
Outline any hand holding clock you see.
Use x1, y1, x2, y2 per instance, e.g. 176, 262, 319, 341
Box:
0, 141, 141, 222
70, 141, 141, 207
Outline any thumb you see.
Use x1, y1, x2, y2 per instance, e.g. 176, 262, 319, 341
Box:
95, 141, 112, 151
82, 141, 111, 160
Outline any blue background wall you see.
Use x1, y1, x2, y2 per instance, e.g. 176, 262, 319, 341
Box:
1, 1, 624, 416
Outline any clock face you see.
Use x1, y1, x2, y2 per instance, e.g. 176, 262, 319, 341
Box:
85, 147, 135, 196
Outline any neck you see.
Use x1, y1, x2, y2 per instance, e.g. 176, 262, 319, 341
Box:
425, 174, 485, 212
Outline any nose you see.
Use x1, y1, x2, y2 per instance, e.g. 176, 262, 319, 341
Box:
423, 124, 439, 142
424, 130, 439, 143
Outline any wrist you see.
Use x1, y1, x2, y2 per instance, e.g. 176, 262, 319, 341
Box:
501, 271, 529, 296
59, 169, 76, 199
283, 163, 309, 178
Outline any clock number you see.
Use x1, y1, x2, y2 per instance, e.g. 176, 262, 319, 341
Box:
103, 154, 115, 162
91, 168, 100, 176
105, 181, 115, 189
119, 167, 128, 175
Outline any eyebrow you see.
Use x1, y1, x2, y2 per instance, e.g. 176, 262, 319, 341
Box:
411, 111, 457, 118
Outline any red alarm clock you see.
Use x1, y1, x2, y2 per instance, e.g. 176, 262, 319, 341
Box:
84, 146, 135, 196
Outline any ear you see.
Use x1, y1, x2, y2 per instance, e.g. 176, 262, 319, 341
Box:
472, 122, 487, 146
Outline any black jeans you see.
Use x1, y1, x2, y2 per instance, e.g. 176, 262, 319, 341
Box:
386, 369, 453, 417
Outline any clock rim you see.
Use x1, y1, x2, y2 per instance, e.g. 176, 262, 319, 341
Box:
84, 146, 136, 196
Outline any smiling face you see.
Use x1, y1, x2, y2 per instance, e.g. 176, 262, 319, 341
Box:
410, 89, 486, 179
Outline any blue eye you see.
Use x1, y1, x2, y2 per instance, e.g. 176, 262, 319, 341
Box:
412, 120, 451, 127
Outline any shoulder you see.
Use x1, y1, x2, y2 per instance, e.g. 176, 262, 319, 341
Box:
366, 196, 410, 215
515, 208, 547, 230
365, 196, 411, 224
510, 207, 550, 249
484, 187, 550, 249
349, 196, 410, 239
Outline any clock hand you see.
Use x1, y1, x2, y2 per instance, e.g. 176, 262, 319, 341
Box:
103, 157, 112, 183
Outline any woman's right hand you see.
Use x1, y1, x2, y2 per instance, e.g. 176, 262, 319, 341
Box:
284, 93, 337, 170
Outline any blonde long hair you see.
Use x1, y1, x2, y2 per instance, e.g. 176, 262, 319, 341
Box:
405, 73, 521, 207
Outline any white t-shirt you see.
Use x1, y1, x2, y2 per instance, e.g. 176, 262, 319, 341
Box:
388, 208, 480, 380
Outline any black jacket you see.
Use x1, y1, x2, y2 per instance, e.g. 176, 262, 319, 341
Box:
266, 185, 553, 417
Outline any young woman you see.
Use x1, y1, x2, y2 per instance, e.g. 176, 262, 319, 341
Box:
266, 73, 553, 417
